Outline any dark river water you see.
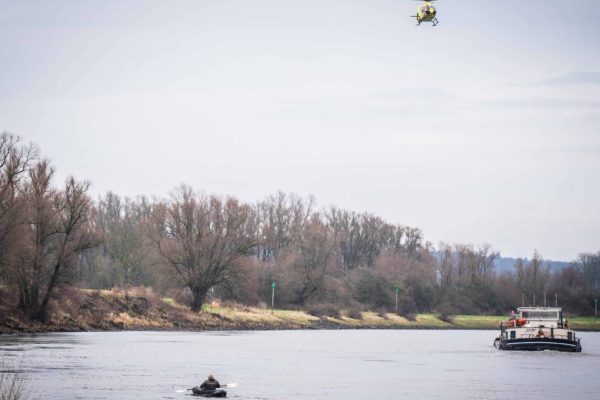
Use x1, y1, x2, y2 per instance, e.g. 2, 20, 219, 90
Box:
1, 330, 599, 400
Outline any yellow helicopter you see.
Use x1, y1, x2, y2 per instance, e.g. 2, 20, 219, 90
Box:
412, 0, 438, 26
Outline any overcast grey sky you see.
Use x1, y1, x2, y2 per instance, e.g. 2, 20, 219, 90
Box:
1, 0, 599, 261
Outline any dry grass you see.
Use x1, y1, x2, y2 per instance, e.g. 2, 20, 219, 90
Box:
414, 314, 453, 328
0, 360, 29, 400
384, 313, 415, 325
451, 315, 505, 329
4, 286, 600, 332
202, 302, 319, 328
569, 317, 600, 331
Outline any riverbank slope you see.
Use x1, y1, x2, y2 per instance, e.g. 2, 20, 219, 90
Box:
1, 287, 599, 333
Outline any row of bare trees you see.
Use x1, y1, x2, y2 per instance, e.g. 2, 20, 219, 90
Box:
83, 188, 600, 316
82, 189, 425, 311
1, 133, 599, 321
0, 134, 96, 321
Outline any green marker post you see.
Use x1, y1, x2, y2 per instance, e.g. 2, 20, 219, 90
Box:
395, 287, 400, 312
271, 281, 276, 314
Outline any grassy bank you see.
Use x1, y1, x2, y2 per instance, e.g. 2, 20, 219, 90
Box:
2, 288, 599, 333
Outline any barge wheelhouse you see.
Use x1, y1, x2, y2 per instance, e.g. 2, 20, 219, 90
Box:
494, 307, 582, 352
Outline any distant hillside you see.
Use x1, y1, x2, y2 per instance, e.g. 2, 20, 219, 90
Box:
494, 256, 572, 275
430, 251, 572, 275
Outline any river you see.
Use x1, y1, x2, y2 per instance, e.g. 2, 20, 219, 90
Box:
1, 330, 599, 400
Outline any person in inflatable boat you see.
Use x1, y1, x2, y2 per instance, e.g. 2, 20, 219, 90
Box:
200, 374, 221, 390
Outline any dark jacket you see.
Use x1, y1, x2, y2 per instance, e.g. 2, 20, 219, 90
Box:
200, 378, 220, 391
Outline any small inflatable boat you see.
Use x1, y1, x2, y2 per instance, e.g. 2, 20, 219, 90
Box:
191, 387, 227, 397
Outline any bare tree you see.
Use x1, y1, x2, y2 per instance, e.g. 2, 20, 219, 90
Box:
16, 161, 97, 321
515, 250, 550, 306
256, 192, 313, 261
154, 187, 257, 311
436, 242, 454, 295
326, 208, 378, 270
576, 251, 600, 290
292, 215, 333, 305
95, 193, 151, 286
0, 133, 37, 283
326, 207, 422, 271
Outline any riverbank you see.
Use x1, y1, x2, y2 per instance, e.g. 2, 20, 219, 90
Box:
2, 287, 599, 333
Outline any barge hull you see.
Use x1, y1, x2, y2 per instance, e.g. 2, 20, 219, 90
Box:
499, 338, 581, 352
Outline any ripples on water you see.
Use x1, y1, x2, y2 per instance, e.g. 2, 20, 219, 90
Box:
1, 330, 599, 400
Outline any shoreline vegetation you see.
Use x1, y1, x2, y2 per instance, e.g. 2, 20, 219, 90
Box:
1, 133, 600, 331
2, 288, 599, 334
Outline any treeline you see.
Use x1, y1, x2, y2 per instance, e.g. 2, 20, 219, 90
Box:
0, 133, 599, 322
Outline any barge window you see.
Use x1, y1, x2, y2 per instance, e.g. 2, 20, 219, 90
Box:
510, 330, 516, 339
521, 311, 558, 320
